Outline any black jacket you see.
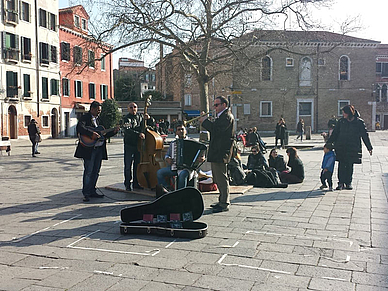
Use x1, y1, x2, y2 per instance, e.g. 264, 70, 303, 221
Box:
122, 113, 154, 147
327, 115, 372, 164
268, 155, 287, 172
74, 112, 116, 160
275, 123, 287, 139
202, 109, 235, 163
288, 157, 304, 180
247, 152, 268, 170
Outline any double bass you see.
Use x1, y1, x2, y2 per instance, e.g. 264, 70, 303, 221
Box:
137, 95, 164, 189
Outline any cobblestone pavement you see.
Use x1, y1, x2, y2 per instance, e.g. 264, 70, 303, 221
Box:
0, 132, 387, 290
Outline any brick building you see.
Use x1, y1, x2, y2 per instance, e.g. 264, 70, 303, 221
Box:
1, 0, 60, 139
374, 44, 388, 130
59, 5, 114, 137
158, 30, 380, 133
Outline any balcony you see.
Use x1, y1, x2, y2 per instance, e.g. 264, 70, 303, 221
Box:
5, 9, 18, 25
4, 48, 19, 62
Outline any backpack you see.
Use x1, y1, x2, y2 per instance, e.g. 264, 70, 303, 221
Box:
246, 169, 287, 188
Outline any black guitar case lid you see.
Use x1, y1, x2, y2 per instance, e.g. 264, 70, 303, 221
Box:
120, 187, 208, 239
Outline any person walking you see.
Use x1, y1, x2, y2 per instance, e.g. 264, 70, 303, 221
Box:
327, 105, 373, 190
275, 118, 287, 149
74, 101, 119, 202
319, 143, 336, 191
28, 119, 41, 157
200, 96, 235, 213
296, 118, 304, 141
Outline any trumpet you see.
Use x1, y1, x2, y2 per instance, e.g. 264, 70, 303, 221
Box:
184, 111, 211, 126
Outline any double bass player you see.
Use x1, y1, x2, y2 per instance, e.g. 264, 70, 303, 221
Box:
122, 102, 155, 191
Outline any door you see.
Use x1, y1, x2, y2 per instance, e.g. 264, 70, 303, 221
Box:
8, 105, 17, 139
51, 108, 59, 138
384, 115, 388, 130
297, 99, 314, 132
65, 112, 70, 137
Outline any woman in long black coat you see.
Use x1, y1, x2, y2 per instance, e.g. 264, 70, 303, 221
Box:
327, 105, 373, 190
275, 118, 287, 149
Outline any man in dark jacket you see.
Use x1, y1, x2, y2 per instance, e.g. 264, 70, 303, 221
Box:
122, 102, 154, 191
27, 119, 41, 157
200, 96, 235, 213
75, 101, 118, 202
327, 105, 372, 190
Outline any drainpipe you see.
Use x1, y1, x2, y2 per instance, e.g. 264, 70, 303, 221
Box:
34, 0, 40, 117
316, 44, 320, 132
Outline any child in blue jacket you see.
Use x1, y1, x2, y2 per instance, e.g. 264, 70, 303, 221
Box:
320, 143, 336, 191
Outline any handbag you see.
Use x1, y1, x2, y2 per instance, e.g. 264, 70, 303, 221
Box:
36, 133, 42, 143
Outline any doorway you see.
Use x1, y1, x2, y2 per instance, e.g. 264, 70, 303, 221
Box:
297, 99, 314, 132
51, 108, 59, 138
384, 115, 388, 130
8, 105, 17, 139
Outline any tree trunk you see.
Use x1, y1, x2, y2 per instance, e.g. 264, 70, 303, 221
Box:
198, 78, 209, 113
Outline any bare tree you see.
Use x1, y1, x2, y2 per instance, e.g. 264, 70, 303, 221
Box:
77, 0, 331, 112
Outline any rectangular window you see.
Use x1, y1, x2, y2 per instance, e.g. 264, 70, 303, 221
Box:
51, 45, 57, 63
21, 36, 31, 61
100, 54, 105, 70
74, 80, 82, 97
42, 115, 49, 127
49, 13, 56, 31
24, 115, 32, 127
184, 94, 191, 106
74, 15, 80, 28
39, 42, 49, 65
286, 58, 294, 67
42, 77, 48, 99
6, 71, 18, 98
5, 0, 18, 24
23, 74, 31, 97
21, 1, 30, 22
376, 62, 382, 74
338, 100, 350, 116
382, 63, 388, 77
81, 18, 87, 30
2, 31, 19, 61
73, 46, 82, 65
100, 84, 108, 100
184, 74, 192, 87
50, 79, 59, 96
260, 101, 272, 117
62, 78, 70, 96
243, 103, 250, 115
299, 102, 312, 116
88, 50, 95, 68
60, 42, 70, 61
39, 8, 47, 28
89, 83, 96, 99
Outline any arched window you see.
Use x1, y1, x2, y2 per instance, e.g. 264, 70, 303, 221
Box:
382, 84, 387, 101
339, 56, 350, 80
299, 57, 312, 87
261, 56, 272, 81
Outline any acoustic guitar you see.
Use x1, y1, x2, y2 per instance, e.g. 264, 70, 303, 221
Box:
78, 125, 117, 147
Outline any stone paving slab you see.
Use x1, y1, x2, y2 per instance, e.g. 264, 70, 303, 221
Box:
0, 132, 387, 290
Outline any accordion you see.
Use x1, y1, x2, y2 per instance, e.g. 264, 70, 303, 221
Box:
172, 139, 207, 171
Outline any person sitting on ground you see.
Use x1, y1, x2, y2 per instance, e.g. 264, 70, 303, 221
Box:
279, 147, 304, 184
268, 148, 287, 173
319, 143, 336, 191
247, 145, 268, 170
228, 148, 246, 186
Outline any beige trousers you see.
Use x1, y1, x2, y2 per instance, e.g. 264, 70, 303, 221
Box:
211, 162, 230, 208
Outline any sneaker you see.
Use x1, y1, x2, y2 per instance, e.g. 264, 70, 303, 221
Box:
212, 205, 229, 213
210, 202, 220, 208
83, 196, 90, 202
345, 184, 353, 190
90, 193, 104, 198
35, 152, 40, 154
319, 184, 328, 190
336, 184, 344, 190
328, 187, 333, 191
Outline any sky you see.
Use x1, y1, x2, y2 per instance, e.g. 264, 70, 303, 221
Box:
58, 0, 388, 69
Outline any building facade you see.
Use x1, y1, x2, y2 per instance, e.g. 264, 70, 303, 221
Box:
158, 30, 380, 133
59, 5, 114, 137
374, 44, 388, 130
1, 0, 60, 139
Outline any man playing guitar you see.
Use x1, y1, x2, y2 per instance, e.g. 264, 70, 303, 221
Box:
74, 101, 119, 202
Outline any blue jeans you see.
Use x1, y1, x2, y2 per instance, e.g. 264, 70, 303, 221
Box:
124, 144, 140, 188
157, 166, 190, 189
82, 146, 103, 197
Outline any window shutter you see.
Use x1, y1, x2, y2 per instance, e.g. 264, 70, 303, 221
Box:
19, 0, 21, 20
48, 44, 51, 62
20, 36, 24, 56
2, 32, 6, 58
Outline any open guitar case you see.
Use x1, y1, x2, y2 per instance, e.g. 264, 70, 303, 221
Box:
120, 187, 208, 239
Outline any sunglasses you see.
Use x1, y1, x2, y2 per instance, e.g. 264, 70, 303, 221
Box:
177, 128, 185, 131
252, 151, 257, 153
129, 106, 137, 109
213, 103, 222, 107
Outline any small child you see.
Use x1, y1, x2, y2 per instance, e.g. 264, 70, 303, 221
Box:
320, 143, 336, 191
